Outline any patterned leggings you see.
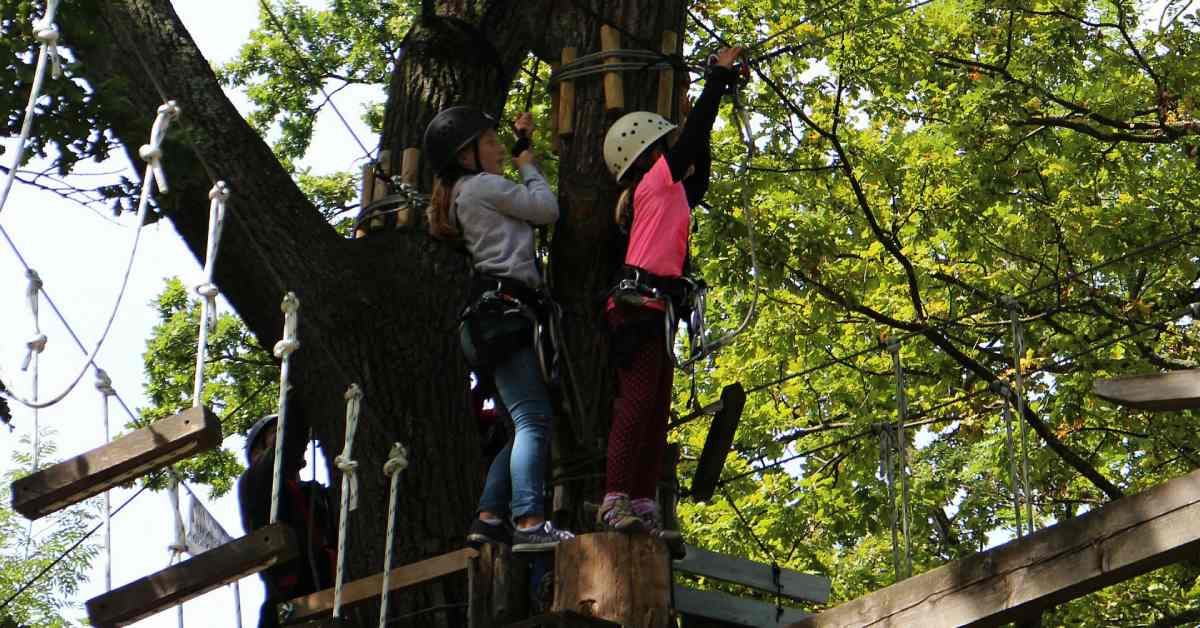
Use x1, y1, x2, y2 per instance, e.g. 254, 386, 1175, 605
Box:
605, 310, 673, 499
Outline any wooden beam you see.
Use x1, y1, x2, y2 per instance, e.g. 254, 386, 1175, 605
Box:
789, 467, 1200, 628
656, 31, 678, 119
12, 407, 221, 520
283, 548, 478, 621
600, 26, 624, 112
691, 383, 746, 502
86, 523, 296, 627
674, 585, 811, 627
502, 611, 621, 627
1093, 369, 1200, 411
674, 545, 830, 604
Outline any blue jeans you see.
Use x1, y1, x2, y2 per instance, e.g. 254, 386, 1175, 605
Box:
462, 324, 552, 521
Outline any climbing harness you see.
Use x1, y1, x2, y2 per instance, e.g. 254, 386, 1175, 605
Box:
270, 292, 301, 524
332, 383, 363, 619
2, 102, 180, 410
378, 442, 409, 628
0, 0, 63, 219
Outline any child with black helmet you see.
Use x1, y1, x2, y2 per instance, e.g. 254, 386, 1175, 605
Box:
598, 47, 744, 553
424, 106, 573, 552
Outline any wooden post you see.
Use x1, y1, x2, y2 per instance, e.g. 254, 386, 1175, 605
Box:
656, 31, 677, 120
788, 466, 1200, 627
549, 62, 561, 152
558, 48, 576, 138
552, 533, 671, 627
400, 147, 420, 186
356, 149, 392, 238
691, 383, 746, 502
12, 407, 221, 520
86, 523, 296, 627
1093, 368, 1200, 410
600, 26, 624, 113
469, 543, 529, 628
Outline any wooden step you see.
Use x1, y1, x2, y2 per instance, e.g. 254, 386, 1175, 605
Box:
674, 585, 810, 626
1093, 369, 1200, 411
11, 406, 221, 520
691, 383, 746, 502
674, 545, 830, 604
281, 548, 478, 622
86, 523, 296, 627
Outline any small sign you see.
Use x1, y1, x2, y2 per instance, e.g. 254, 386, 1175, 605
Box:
186, 495, 233, 556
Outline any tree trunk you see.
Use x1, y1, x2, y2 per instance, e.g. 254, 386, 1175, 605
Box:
62, 0, 685, 623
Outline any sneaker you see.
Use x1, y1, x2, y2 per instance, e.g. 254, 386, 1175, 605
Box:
597, 495, 644, 533
512, 521, 575, 553
467, 517, 511, 548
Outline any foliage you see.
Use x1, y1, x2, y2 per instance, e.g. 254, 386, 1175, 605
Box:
0, 432, 97, 627
139, 278, 279, 496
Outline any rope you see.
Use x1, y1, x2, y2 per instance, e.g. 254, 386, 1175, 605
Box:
1007, 299, 1035, 532
332, 383, 363, 619
2, 101, 179, 410
546, 49, 689, 84
95, 368, 115, 591
378, 442, 409, 628
22, 270, 44, 477
192, 181, 230, 408
167, 476, 188, 628
992, 380, 1024, 538
270, 292, 301, 524
887, 342, 913, 579
0, 0, 64, 219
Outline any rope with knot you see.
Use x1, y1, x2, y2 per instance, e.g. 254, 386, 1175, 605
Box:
95, 368, 115, 592
21, 269, 45, 371
0, 0, 65, 218
377, 442, 408, 628
333, 383, 364, 619
269, 292, 300, 524
192, 181, 230, 408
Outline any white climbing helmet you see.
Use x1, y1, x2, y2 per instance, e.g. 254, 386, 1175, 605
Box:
603, 111, 677, 182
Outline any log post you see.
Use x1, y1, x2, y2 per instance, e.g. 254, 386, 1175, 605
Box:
549, 62, 561, 152
552, 533, 671, 627
558, 48, 576, 138
656, 31, 677, 120
355, 149, 392, 238
400, 147, 420, 186
600, 26, 624, 113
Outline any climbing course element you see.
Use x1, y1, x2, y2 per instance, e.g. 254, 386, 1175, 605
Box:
332, 383, 363, 619
167, 477, 188, 628
656, 31, 678, 119
270, 292, 300, 524
1006, 299, 1035, 533
192, 182, 230, 406
11, 406, 222, 520
95, 368, 116, 592
0, 0, 64, 218
21, 270, 45, 475
3, 102, 180, 410
378, 442, 409, 628
992, 381, 1025, 538
887, 342, 913, 580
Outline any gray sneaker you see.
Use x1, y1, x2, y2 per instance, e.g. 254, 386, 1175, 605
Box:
512, 521, 575, 553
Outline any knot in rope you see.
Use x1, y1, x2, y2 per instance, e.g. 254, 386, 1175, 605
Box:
22, 334, 47, 372
32, 18, 61, 79
383, 442, 409, 476
273, 292, 300, 358
25, 268, 42, 305
139, 101, 181, 193
94, 368, 115, 397
21, 269, 45, 371
195, 283, 219, 298
334, 454, 359, 473
336, 383, 363, 510
208, 180, 230, 203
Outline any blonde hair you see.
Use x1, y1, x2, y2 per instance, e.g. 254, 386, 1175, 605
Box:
426, 173, 461, 240
614, 187, 634, 229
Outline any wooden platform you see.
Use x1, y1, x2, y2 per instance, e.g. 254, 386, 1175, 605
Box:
11, 407, 221, 519
282, 547, 477, 622
1093, 368, 1200, 411
789, 466, 1200, 627
87, 523, 296, 627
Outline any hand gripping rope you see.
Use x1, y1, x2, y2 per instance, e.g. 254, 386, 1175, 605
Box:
2, 101, 180, 410
270, 292, 300, 524
333, 383, 363, 619
192, 182, 230, 407
378, 442, 409, 628
0, 0, 64, 219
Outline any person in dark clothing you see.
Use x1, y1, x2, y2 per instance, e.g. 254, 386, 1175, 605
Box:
238, 413, 337, 628
598, 47, 744, 549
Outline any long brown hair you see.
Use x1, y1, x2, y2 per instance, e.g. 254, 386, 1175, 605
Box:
427, 170, 462, 240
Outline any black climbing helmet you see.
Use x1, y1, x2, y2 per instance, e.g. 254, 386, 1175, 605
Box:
244, 413, 278, 463
423, 106, 497, 175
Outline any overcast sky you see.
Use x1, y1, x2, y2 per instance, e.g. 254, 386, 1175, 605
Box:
0, 1, 377, 625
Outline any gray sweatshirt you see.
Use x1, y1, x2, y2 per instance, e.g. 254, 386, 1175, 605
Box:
450, 163, 558, 288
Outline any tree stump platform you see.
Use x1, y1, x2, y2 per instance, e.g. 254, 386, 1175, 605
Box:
552, 533, 671, 628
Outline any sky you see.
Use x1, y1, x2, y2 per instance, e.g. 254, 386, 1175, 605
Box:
0, 1, 376, 625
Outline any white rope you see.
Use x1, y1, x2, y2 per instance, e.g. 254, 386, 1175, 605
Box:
378, 442, 409, 628
993, 380, 1024, 538
21, 270, 45, 474
887, 342, 913, 579
332, 383, 363, 619
192, 182, 230, 407
167, 476, 188, 628
0, 0, 64, 219
2, 101, 179, 410
95, 368, 115, 591
1007, 300, 1035, 532
269, 292, 300, 524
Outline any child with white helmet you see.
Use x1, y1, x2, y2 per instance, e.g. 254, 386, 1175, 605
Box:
598, 47, 744, 553
424, 106, 573, 553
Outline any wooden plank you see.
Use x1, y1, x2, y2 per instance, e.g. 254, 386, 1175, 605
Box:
12, 407, 221, 520
284, 548, 478, 621
1093, 369, 1200, 410
789, 467, 1200, 628
674, 585, 810, 626
86, 523, 296, 627
502, 611, 621, 627
674, 545, 830, 604
691, 384, 746, 502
